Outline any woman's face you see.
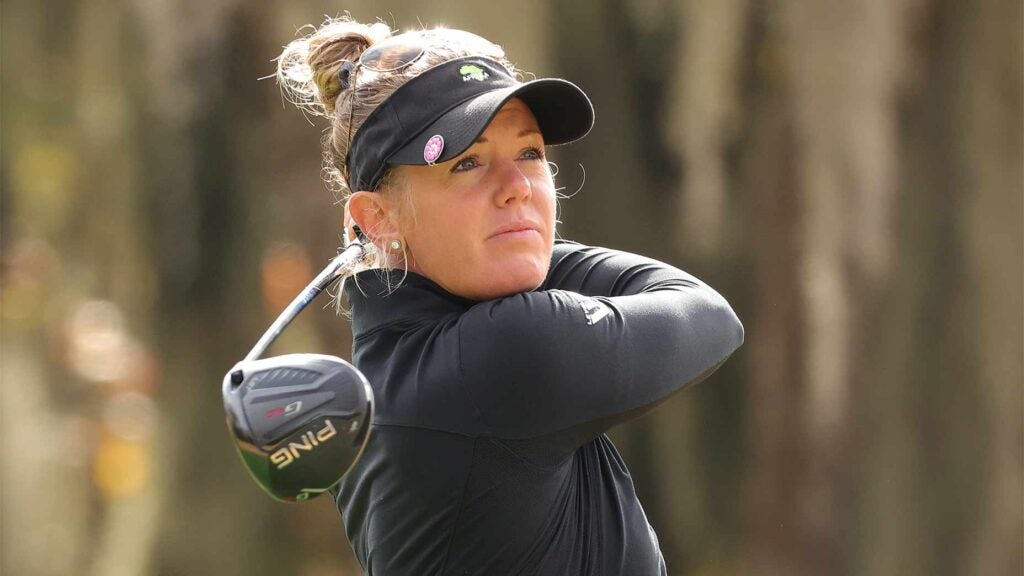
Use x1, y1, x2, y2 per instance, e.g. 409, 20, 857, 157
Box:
393, 98, 556, 300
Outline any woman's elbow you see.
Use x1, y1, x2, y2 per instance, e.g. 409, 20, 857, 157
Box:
724, 302, 745, 353
704, 290, 745, 360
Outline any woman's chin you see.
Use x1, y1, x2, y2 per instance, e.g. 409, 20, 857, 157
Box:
462, 259, 549, 300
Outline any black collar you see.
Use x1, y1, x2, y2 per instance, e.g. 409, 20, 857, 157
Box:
344, 270, 477, 340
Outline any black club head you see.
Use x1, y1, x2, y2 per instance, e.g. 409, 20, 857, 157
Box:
222, 353, 373, 502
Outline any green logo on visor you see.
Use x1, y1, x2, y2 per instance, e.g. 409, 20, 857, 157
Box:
459, 65, 489, 82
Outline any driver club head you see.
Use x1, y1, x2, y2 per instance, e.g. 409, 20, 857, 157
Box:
222, 353, 374, 502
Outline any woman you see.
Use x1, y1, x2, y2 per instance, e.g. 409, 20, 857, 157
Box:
276, 17, 744, 576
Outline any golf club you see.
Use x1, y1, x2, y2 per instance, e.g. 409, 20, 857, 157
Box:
222, 237, 374, 502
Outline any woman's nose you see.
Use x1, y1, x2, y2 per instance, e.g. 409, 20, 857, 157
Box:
493, 160, 532, 206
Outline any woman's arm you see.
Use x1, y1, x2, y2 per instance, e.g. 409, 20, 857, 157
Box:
455, 241, 744, 449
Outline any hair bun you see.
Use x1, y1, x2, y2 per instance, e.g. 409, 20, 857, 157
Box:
276, 17, 392, 117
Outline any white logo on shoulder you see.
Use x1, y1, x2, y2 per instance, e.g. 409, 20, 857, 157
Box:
579, 297, 611, 325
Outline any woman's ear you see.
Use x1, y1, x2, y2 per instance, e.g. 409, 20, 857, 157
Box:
348, 191, 400, 245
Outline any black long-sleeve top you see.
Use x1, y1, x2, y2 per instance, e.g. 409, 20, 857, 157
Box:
335, 241, 744, 575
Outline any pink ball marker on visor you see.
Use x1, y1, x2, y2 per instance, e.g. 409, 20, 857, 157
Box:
423, 135, 444, 164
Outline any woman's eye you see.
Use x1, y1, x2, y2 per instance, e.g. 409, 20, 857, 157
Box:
519, 147, 544, 161
451, 156, 479, 173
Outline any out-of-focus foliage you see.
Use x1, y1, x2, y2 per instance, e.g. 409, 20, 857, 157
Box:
1, 1, 1020, 575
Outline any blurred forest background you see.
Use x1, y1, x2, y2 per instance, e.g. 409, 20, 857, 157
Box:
2, 0, 1021, 575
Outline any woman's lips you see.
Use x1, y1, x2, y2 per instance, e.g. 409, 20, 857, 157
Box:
489, 221, 541, 239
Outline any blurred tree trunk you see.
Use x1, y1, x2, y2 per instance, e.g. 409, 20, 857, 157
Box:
3, 0, 165, 574
737, 0, 1022, 573
958, 0, 1023, 573
738, 0, 1021, 574
743, 0, 909, 573
856, 1, 1021, 575
132, 2, 293, 574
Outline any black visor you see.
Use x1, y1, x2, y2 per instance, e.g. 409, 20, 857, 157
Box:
346, 57, 594, 192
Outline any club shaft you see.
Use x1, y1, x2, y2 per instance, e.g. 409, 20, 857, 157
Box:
244, 243, 366, 362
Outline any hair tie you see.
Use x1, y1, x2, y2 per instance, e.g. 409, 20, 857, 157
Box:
338, 60, 356, 90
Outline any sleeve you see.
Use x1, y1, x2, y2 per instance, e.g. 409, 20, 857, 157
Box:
455, 241, 744, 453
